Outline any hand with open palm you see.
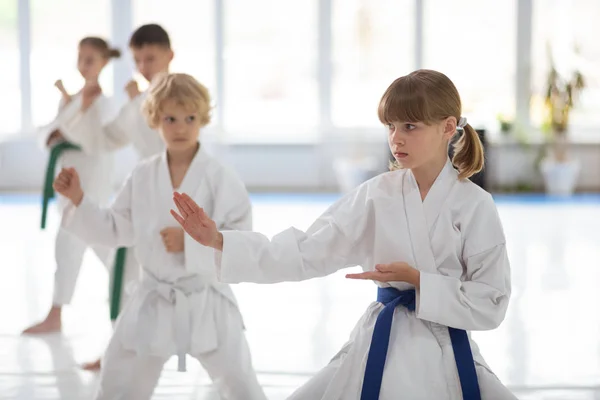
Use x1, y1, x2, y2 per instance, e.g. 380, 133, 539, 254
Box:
346, 262, 421, 288
171, 192, 223, 250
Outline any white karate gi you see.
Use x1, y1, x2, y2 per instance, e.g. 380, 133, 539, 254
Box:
38, 94, 134, 306
215, 159, 516, 400
62, 147, 266, 400
54, 92, 166, 310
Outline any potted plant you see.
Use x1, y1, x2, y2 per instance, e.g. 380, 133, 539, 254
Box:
497, 113, 514, 137
539, 46, 585, 196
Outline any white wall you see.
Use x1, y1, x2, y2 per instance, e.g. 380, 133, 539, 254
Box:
0, 133, 389, 192
1, 133, 599, 193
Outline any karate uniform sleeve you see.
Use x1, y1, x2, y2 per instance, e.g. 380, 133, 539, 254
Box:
416, 194, 511, 331
58, 99, 134, 155
61, 173, 136, 248
212, 165, 253, 231
36, 97, 82, 150
185, 164, 252, 276
216, 184, 374, 284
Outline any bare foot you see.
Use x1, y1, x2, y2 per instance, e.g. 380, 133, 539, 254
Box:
22, 306, 62, 334
81, 358, 101, 371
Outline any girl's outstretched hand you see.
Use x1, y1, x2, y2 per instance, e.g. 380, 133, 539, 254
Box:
346, 262, 420, 288
171, 192, 223, 250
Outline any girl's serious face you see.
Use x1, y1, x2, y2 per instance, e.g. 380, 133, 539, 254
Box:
77, 44, 108, 82
387, 118, 456, 170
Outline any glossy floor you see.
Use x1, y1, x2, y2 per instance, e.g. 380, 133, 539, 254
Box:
0, 193, 598, 399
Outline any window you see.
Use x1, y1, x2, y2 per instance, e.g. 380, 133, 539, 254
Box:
0, 0, 20, 135
223, 0, 319, 142
331, 0, 415, 129
133, 0, 215, 94
10, 0, 600, 141
531, 0, 600, 131
30, 0, 111, 127
423, 0, 516, 131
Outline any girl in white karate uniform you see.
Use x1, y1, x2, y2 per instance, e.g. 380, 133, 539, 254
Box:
173, 69, 517, 399
53, 73, 266, 400
28, 25, 175, 371
24, 38, 137, 343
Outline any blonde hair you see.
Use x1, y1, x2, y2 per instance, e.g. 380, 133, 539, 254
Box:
143, 73, 212, 129
378, 69, 484, 180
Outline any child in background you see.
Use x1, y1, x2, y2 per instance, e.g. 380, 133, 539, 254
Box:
24, 38, 131, 347
54, 73, 266, 400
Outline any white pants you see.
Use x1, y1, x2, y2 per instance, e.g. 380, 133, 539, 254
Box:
287, 356, 517, 400
95, 293, 266, 400
52, 227, 139, 314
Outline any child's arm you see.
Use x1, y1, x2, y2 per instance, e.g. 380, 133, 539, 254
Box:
36, 87, 81, 150
416, 195, 511, 331
173, 185, 372, 284
125, 80, 141, 100
56, 168, 135, 248
58, 96, 136, 154
54, 80, 72, 107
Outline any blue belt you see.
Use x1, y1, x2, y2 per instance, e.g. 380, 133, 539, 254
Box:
360, 287, 481, 399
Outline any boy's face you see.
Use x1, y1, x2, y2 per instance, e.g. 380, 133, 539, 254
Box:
131, 44, 173, 83
158, 99, 202, 151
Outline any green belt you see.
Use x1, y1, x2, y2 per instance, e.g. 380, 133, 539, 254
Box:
41, 140, 127, 321
110, 247, 128, 321
41, 141, 81, 230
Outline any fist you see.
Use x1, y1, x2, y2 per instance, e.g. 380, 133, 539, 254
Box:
53, 168, 84, 206
54, 79, 72, 104
125, 80, 140, 100
81, 83, 102, 111
160, 227, 185, 253
46, 129, 65, 147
